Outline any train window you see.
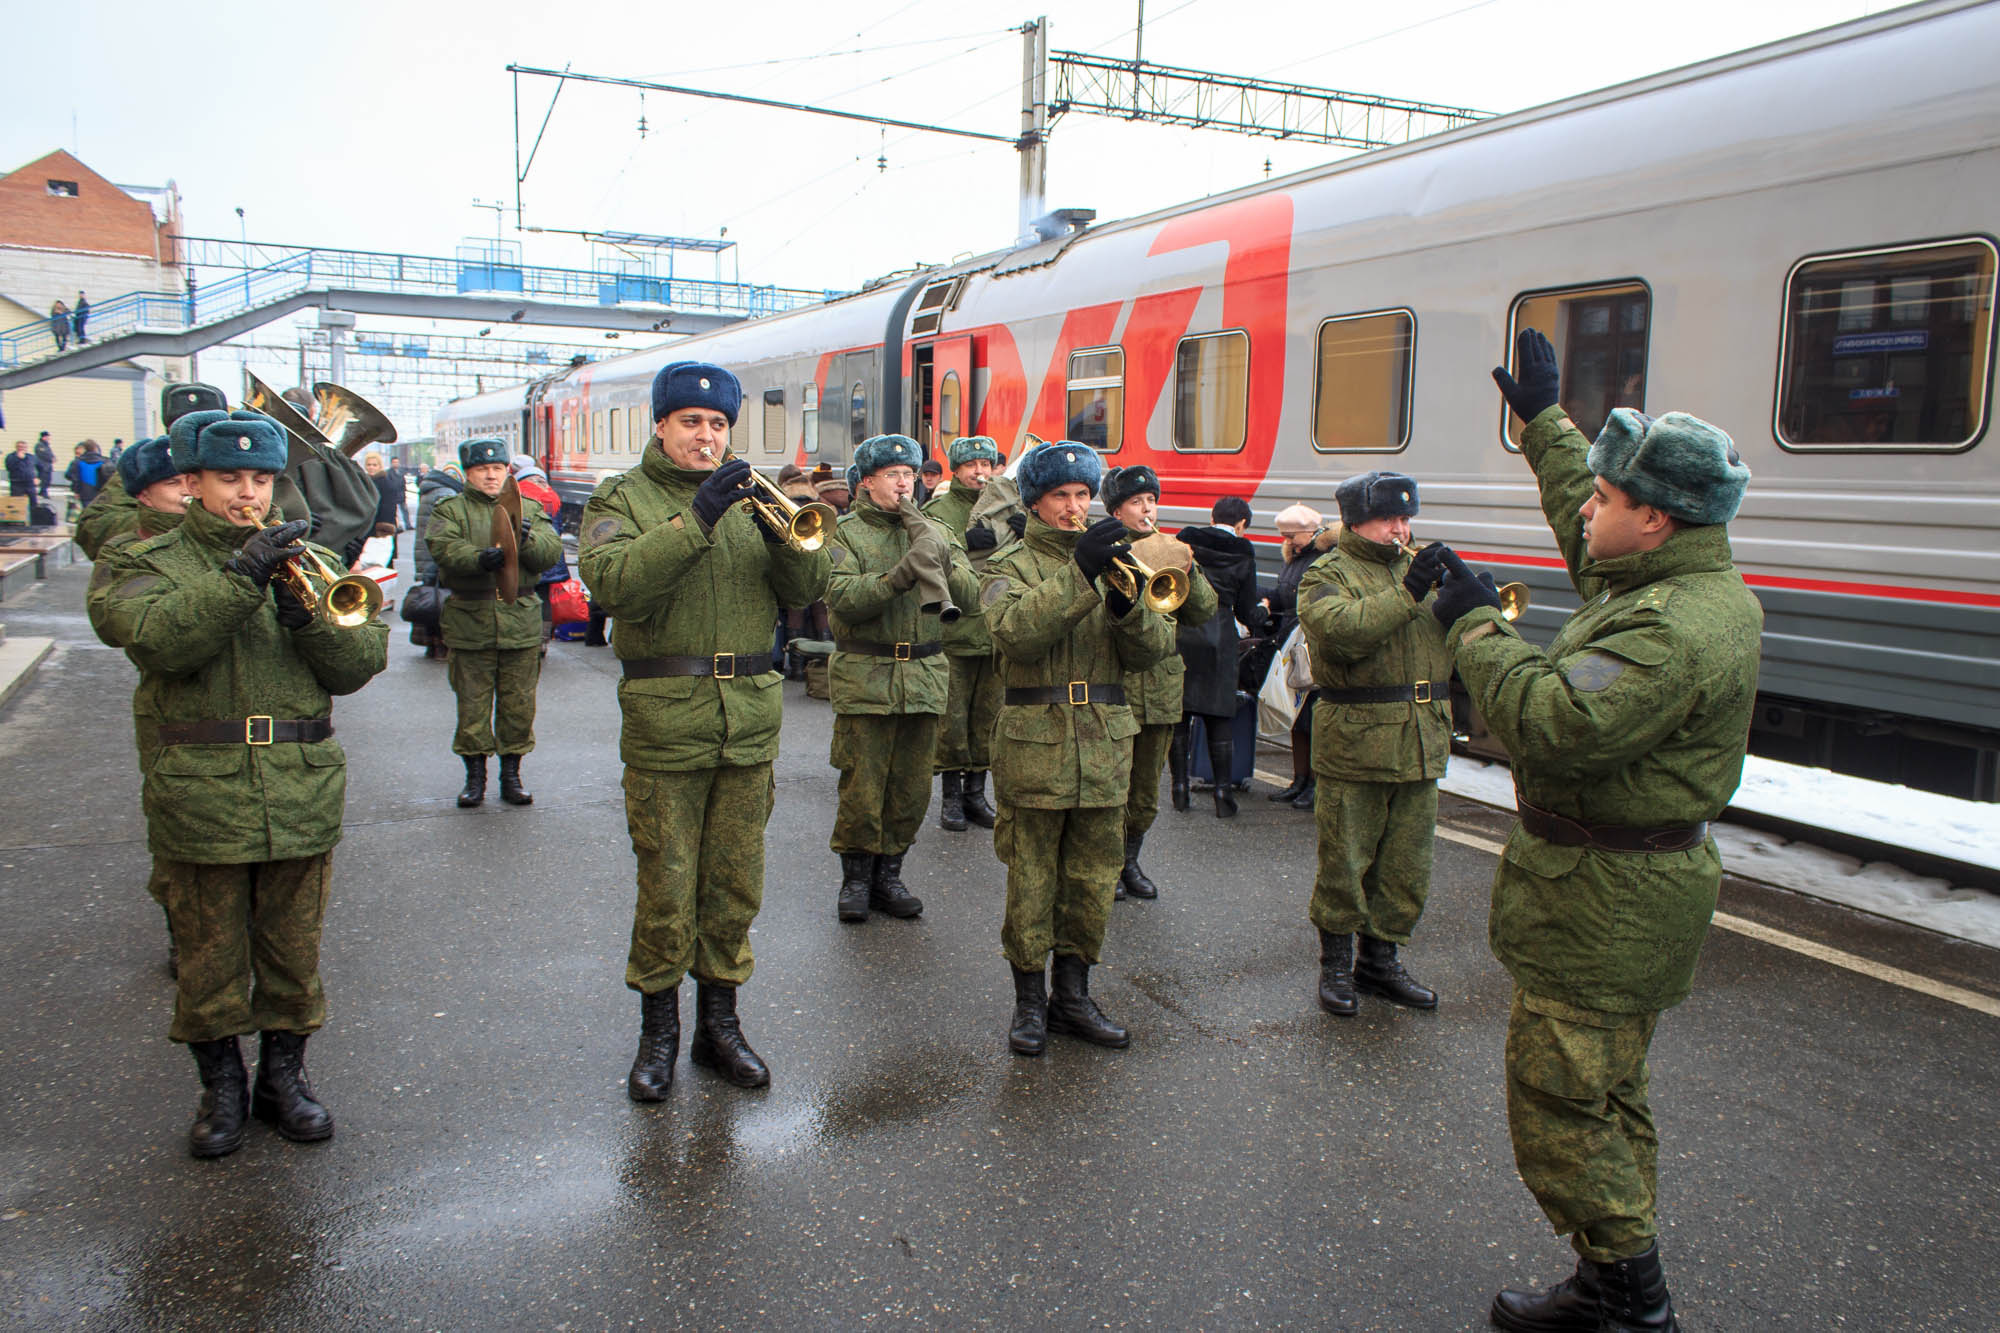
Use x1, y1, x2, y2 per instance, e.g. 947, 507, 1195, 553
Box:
1503, 281, 1650, 449
1066, 348, 1123, 451
850, 380, 868, 446
607, 408, 620, 455
802, 382, 819, 455
1173, 331, 1249, 453
1312, 310, 1415, 452
763, 388, 786, 455
938, 371, 962, 448
1777, 238, 1995, 451
910, 278, 963, 337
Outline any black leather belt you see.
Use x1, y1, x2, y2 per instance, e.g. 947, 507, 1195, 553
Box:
449, 588, 501, 600
835, 639, 943, 661
1517, 795, 1707, 854
1320, 681, 1437, 704
621, 653, 773, 680
157, 717, 334, 746
1006, 683, 1127, 706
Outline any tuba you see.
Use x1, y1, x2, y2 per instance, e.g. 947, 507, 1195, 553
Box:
312, 381, 399, 457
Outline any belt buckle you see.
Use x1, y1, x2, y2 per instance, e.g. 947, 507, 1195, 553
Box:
712, 653, 736, 679
245, 715, 274, 746
1067, 680, 1088, 706
895, 642, 913, 661
1413, 680, 1432, 704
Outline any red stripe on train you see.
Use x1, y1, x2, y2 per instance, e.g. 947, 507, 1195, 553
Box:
1459, 550, 2000, 609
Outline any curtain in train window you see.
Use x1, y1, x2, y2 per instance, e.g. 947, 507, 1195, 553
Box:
1173, 332, 1249, 452
1065, 348, 1123, 451
630, 408, 644, 453
1312, 311, 1415, 452
763, 389, 787, 455
607, 408, 621, 456
1777, 238, 1995, 450
802, 382, 820, 455
591, 411, 604, 454
1504, 282, 1650, 448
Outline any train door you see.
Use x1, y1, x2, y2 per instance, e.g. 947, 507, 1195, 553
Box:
919, 335, 971, 453
818, 350, 880, 465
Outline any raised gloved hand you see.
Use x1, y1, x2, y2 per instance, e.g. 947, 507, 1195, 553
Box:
691, 458, 756, 531
1006, 512, 1026, 539
1492, 327, 1561, 423
520, 517, 537, 545
1432, 564, 1502, 627
1074, 516, 1130, 584
965, 523, 998, 552
272, 579, 313, 630
1403, 541, 1451, 601
477, 546, 507, 572
225, 518, 311, 589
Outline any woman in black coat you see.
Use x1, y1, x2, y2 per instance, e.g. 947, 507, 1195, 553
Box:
1263, 505, 1339, 810
1174, 496, 1269, 817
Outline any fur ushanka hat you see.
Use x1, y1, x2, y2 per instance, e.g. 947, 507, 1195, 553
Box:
1017, 441, 1103, 506
1586, 408, 1749, 525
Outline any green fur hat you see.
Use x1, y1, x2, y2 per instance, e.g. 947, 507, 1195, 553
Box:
1018, 440, 1103, 506
1587, 409, 1749, 525
460, 437, 509, 469
162, 382, 227, 427
117, 436, 178, 495
170, 411, 287, 473
947, 436, 1002, 468
854, 433, 925, 478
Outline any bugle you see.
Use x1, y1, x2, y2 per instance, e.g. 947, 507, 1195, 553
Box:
1403, 540, 1528, 621
236, 506, 384, 628
1104, 551, 1190, 614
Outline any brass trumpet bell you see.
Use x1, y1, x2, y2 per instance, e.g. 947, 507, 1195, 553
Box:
1105, 553, 1190, 614
746, 468, 839, 552
239, 507, 383, 628
1402, 540, 1529, 622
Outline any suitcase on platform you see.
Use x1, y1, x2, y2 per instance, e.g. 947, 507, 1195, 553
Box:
1188, 694, 1259, 787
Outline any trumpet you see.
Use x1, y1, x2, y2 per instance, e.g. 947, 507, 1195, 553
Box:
701, 449, 839, 552
1105, 551, 1190, 614
1402, 540, 1529, 622
236, 507, 384, 628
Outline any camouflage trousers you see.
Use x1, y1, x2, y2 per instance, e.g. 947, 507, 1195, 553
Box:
1506, 988, 1662, 1263
934, 652, 999, 773
995, 803, 1122, 971
1123, 722, 1174, 840
448, 645, 542, 756
1309, 777, 1437, 944
830, 712, 939, 855
624, 763, 774, 994
158, 853, 332, 1044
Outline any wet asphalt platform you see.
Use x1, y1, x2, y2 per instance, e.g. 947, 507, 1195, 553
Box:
1, 555, 1996, 1332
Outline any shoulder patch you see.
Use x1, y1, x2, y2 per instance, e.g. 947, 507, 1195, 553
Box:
113, 573, 161, 599
980, 575, 1011, 607
1634, 584, 1676, 612
584, 517, 622, 548
1565, 652, 1626, 692
1309, 584, 1340, 604
827, 545, 848, 567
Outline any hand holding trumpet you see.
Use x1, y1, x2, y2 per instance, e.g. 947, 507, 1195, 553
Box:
1431, 548, 1506, 627
226, 517, 312, 588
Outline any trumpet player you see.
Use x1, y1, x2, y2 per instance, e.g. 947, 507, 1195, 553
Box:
826, 434, 981, 923
1296, 470, 1452, 1019
93, 410, 388, 1158
920, 436, 1005, 832
425, 437, 562, 808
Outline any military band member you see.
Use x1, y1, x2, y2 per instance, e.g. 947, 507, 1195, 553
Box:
983, 443, 1173, 1056
920, 435, 1005, 831
1447, 330, 1760, 1333
1100, 465, 1215, 899
425, 437, 562, 808
76, 384, 228, 560
826, 434, 982, 922
94, 410, 388, 1157
579, 361, 832, 1100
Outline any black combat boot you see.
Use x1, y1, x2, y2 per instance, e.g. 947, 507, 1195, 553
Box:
837, 852, 873, 923
252, 1030, 334, 1142
456, 755, 487, 808
187, 1036, 249, 1159
1291, 776, 1317, 810
961, 771, 997, 828
1207, 731, 1238, 817
1046, 954, 1129, 1048
1593, 1244, 1679, 1332
498, 754, 533, 805
164, 907, 178, 979
938, 771, 968, 831
626, 986, 679, 1103
1356, 934, 1437, 1009
1266, 768, 1308, 802
1316, 929, 1357, 1017
1008, 964, 1048, 1056
1490, 1257, 1601, 1333
870, 853, 924, 918
1120, 834, 1158, 900
689, 981, 770, 1088
1169, 723, 1191, 811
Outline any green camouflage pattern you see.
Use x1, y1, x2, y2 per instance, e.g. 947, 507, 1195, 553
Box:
426, 489, 562, 650
1309, 777, 1438, 943
92, 499, 388, 864
1298, 527, 1452, 783
579, 446, 830, 770
157, 852, 333, 1043
920, 482, 994, 655
448, 646, 542, 755
995, 804, 1123, 970
825, 493, 981, 716
935, 651, 1000, 773
964, 474, 1025, 568
87, 503, 188, 766
74, 469, 139, 560
830, 712, 939, 854
1122, 562, 1216, 725
1448, 405, 1764, 1013
1122, 721, 1173, 839
624, 762, 774, 993
1505, 988, 1661, 1262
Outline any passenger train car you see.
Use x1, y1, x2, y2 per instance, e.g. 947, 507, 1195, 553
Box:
435, 0, 2000, 799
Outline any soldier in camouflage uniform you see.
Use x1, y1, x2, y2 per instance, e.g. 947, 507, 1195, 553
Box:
425, 436, 563, 808
920, 436, 1005, 832
826, 434, 982, 922
1296, 470, 1454, 1017
1100, 465, 1215, 900
983, 443, 1174, 1056
93, 410, 388, 1158
1441, 330, 1760, 1333
579, 362, 831, 1101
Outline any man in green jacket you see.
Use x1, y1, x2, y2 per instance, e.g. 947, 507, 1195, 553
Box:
1297, 471, 1453, 1016
983, 442, 1174, 1056
826, 434, 982, 922
1442, 329, 1760, 1333
920, 436, 1005, 832
579, 361, 831, 1101
425, 436, 563, 807
93, 410, 388, 1158
76, 383, 228, 559
1100, 464, 1215, 900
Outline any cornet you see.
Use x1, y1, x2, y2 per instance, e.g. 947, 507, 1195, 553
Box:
701, 449, 839, 552
1105, 552, 1190, 614
1403, 540, 1528, 622
236, 507, 384, 628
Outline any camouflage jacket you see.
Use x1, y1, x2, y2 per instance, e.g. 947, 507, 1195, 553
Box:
75, 471, 139, 561
1124, 559, 1217, 727
426, 487, 562, 650
919, 483, 993, 656
826, 493, 981, 716
1298, 527, 1453, 783
86, 501, 186, 768
92, 499, 389, 863
982, 516, 1175, 808
579, 446, 831, 771
1449, 405, 1764, 1013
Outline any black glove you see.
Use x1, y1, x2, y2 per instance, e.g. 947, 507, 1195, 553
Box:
272, 580, 313, 630
1006, 512, 1026, 539
520, 517, 536, 545
965, 523, 998, 552
225, 518, 311, 588
1403, 541, 1450, 601
691, 458, 756, 531
1492, 327, 1561, 423
476, 546, 507, 572
1073, 516, 1130, 583
1433, 566, 1502, 627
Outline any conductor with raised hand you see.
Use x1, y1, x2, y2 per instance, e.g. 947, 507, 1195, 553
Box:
1453, 328, 1761, 1333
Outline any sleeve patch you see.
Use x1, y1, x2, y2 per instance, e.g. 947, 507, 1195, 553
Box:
980, 575, 1011, 607
584, 517, 621, 548
1461, 620, 1501, 644
1566, 652, 1626, 692
1309, 584, 1339, 604
826, 545, 847, 567
113, 574, 161, 599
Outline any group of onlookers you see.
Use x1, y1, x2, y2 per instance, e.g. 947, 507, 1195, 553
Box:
47, 291, 90, 352
7, 431, 126, 516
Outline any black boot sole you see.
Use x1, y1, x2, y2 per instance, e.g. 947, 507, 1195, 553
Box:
1355, 974, 1438, 1009
1318, 991, 1358, 1017
939, 814, 968, 831
1009, 1032, 1046, 1056
252, 1092, 335, 1142
837, 902, 869, 923
457, 794, 484, 808
1045, 1013, 1130, 1049
189, 1128, 245, 1158
627, 1069, 674, 1102
689, 1033, 771, 1088
868, 896, 923, 919
500, 792, 533, 806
